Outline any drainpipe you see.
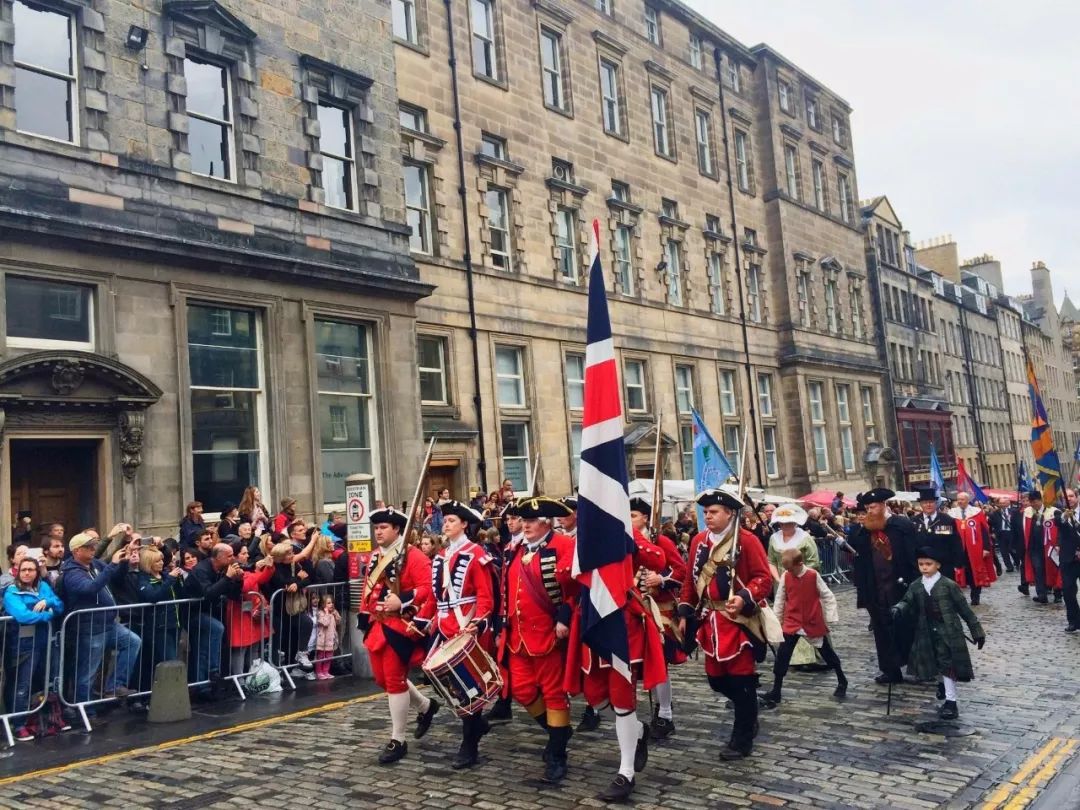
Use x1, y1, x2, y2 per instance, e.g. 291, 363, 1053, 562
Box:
444, 0, 487, 492
714, 48, 764, 487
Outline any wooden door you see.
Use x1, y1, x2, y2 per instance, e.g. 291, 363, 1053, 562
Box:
427, 463, 459, 501
10, 441, 98, 537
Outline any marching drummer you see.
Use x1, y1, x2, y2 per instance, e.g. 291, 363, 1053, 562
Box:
500, 497, 578, 783
430, 499, 497, 769
359, 507, 439, 765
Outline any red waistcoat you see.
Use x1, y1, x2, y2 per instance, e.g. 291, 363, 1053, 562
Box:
781, 569, 826, 638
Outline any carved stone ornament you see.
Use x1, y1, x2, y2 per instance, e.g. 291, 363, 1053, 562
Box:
119, 410, 147, 481
51, 361, 86, 396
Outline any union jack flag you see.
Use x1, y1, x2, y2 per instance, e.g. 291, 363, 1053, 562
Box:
571, 219, 634, 681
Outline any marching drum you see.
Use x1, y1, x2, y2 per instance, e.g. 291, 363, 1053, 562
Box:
422, 632, 502, 716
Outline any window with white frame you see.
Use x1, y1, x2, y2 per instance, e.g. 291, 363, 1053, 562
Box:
392, 0, 418, 44
724, 425, 741, 472
783, 143, 799, 199
708, 251, 726, 315
850, 285, 864, 338
795, 271, 810, 326
570, 423, 583, 487
812, 159, 826, 211
778, 79, 791, 113
495, 346, 525, 406
725, 58, 741, 93
614, 224, 634, 294
837, 384, 855, 471
665, 238, 683, 306
471, 0, 499, 79
757, 373, 773, 417
404, 161, 432, 253
695, 109, 714, 175
675, 364, 694, 414
318, 103, 356, 210
540, 28, 567, 111
6, 275, 94, 349
417, 334, 449, 405
480, 132, 506, 159
651, 87, 672, 157
565, 353, 585, 409
763, 426, 779, 477
188, 304, 266, 509
486, 187, 512, 270
824, 277, 839, 333
832, 113, 845, 146
595, 0, 612, 14
680, 423, 694, 478
556, 207, 578, 282
838, 172, 853, 223
734, 129, 750, 191
805, 94, 819, 130
747, 264, 762, 323
398, 104, 428, 132
13, 0, 78, 143
644, 6, 660, 44
808, 381, 828, 473
689, 34, 702, 69
599, 60, 623, 136
719, 369, 736, 415
184, 57, 234, 180
501, 422, 531, 492
623, 358, 647, 412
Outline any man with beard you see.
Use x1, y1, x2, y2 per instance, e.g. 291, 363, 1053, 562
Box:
848, 488, 918, 684
913, 488, 962, 582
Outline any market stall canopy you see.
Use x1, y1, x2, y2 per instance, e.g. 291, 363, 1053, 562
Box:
798, 490, 857, 509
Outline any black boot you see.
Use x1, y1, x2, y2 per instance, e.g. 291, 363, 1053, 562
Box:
451, 715, 490, 770
936, 681, 945, 700
758, 686, 781, 709
721, 678, 757, 759
576, 704, 601, 732
833, 678, 848, 700
1018, 584, 1030, 595
483, 695, 513, 726
542, 726, 571, 783
938, 700, 959, 720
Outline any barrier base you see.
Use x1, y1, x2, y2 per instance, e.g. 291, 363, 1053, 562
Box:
148, 661, 192, 723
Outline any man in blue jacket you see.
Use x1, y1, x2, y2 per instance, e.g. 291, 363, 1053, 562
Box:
60, 533, 142, 709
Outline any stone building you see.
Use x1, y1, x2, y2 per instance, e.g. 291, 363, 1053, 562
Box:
0, 0, 426, 542
392, 0, 895, 501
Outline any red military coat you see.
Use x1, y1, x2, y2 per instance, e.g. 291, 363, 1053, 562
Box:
679, 527, 772, 662
361, 544, 433, 664
951, 507, 996, 588
431, 538, 496, 652
500, 530, 577, 658
1024, 507, 1063, 589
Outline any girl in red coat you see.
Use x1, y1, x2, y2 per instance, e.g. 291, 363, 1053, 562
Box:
759, 548, 847, 707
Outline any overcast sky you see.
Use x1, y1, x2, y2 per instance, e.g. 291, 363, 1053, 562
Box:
684, 0, 1076, 308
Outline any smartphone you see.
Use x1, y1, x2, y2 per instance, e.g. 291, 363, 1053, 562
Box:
25, 547, 43, 561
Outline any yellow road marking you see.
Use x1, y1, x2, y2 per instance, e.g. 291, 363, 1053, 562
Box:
0, 691, 383, 788
982, 737, 1080, 810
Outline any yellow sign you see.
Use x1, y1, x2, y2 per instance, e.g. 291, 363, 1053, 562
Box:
349, 540, 372, 553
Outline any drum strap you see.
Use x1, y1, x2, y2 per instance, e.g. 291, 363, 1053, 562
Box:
442, 550, 475, 629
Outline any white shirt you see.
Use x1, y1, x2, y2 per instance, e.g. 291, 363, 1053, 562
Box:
923, 512, 938, 531
445, 535, 469, 556
921, 571, 941, 595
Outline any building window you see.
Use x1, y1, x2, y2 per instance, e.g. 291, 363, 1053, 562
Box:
812, 160, 826, 211
689, 34, 702, 69
695, 109, 714, 176
392, 0, 418, 43
611, 180, 630, 202
315, 320, 377, 506
783, 144, 799, 200
725, 59, 741, 93
680, 424, 694, 479
570, 423, 583, 487
480, 132, 506, 159
5, 276, 93, 349
778, 79, 791, 113
417, 335, 449, 405
399, 104, 428, 132
644, 6, 660, 44
675, 364, 694, 414
763, 426, 779, 477
805, 94, 819, 130
719, 369, 736, 415
661, 198, 678, 219
184, 58, 234, 180
832, 113, 845, 146
708, 251, 726, 315
747, 264, 762, 323
757, 373, 773, 417
650, 87, 673, 158
837, 384, 855, 472
850, 286, 864, 338
734, 129, 751, 191
824, 277, 839, 333
596, 0, 612, 15
599, 60, 623, 135
495, 346, 525, 406
540, 28, 568, 112
565, 353, 585, 409
795, 272, 810, 326
501, 422, 531, 493
486, 188, 512, 270
665, 239, 683, 306
471, 0, 499, 79
13, 0, 77, 143
724, 425, 741, 472
808, 381, 828, 473
556, 207, 578, 282
188, 305, 266, 509
317, 103, 356, 210
614, 224, 634, 294
838, 172, 853, 224
623, 358, 647, 412
404, 161, 432, 253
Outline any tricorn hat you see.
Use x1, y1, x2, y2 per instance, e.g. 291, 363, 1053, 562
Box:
696, 488, 743, 511
369, 507, 407, 532
516, 497, 573, 520
439, 500, 484, 523
857, 488, 895, 507
628, 497, 652, 518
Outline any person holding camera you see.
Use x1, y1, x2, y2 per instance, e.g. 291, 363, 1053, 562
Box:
184, 543, 244, 699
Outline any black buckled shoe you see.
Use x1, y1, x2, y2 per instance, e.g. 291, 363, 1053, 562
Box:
576, 705, 601, 732
833, 681, 848, 700
757, 690, 781, 709
1066, 624, 1078, 634
542, 755, 568, 783
633, 722, 650, 772
415, 699, 440, 739
597, 774, 635, 802
651, 716, 675, 740
378, 739, 408, 764
938, 700, 959, 720
1017, 584, 1030, 595
719, 742, 752, 760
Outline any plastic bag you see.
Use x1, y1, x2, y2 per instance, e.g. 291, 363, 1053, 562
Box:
245, 658, 282, 695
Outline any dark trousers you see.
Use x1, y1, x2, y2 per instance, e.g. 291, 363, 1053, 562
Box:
770, 634, 845, 697
1009, 535, 1026, 571
866, 604, 903, 678
707, 674, 759, 752
1062, 560, 1080, 627
1027, 541, 1047, 597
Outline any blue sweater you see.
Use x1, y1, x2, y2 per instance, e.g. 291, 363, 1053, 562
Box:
3, 581, 63, 624
59, 556, 130, 625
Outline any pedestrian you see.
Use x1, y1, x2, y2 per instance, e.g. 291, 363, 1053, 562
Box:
179, 501, 205, 549
238, 486, 270, 536
41, 533, 66, 588
759, 548, 847, 708
892, 546, 985, 720
314, 594, 341, 679
266, 541, 316, 674
990, 497, 1019, 573
1058, 488, 1079, 633
913, 488, 962, 582
948, 491, 996, 604
225, 555, 275, 677
185, 543, 244, 697
129, 547, 184, 693
1020, 490, 1063, 604
272, 497, 298, 536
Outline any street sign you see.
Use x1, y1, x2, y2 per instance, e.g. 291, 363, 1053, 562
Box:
345, 481, 371, 551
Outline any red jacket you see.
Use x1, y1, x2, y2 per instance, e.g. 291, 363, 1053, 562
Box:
501, 530, 577, 657
953, 508, 996, 588
780, 568, 826, 638
361, 544, 433, 655
226, 565, 275, 648
432, 539, 495, 651
645, 531, 686, 609
1024, 507, 1062, 589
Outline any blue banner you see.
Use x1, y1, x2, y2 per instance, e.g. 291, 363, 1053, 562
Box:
691, 408, 736, 528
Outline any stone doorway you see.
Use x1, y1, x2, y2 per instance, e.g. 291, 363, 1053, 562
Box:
10, 438, 102, 538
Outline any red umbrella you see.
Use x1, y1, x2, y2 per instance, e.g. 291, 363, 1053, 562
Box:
798, 489, 857, 509
982, 488, 1019, 502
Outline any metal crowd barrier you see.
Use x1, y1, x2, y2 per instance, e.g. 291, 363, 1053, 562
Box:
265, 581, 350, 690
0, 614, 53, 748
223, 590, 274, 700
818, 537, 854, 586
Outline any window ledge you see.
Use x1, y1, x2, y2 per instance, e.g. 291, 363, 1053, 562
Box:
474, 72, 509, 92
543, 102, 574, 120
475, 152, 525, 175
606, 197, 642, 215
779, 123, 803, 140
401, 127, 446, 150
603, 128, 630, 144
546, 177, 589, 196
653, 149, 678, 164
704, 229, 731, 243
393, 37, 430, 57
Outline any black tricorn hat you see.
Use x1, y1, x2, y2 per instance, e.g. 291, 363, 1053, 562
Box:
696, 488, 742, 511
628, 497, 652, 518
560, 496, 578, 511
857, 488, 896, 507
516, 497, 573, 519
369, 507, 407, 531
439, 500, 484, 523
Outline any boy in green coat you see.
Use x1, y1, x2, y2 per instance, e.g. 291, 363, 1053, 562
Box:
892, 546, 986, 720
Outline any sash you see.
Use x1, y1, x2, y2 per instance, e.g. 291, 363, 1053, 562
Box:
695, 525, 736, 600
365, 539, 404, 592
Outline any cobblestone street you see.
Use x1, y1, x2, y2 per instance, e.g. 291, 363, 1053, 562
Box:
3, 576, 1078, 810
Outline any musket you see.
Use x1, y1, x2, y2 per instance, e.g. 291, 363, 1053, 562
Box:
389, 436, 438, 595
530, 453, 542, 497
650, 411, 663, 539
725, 426, 753, 591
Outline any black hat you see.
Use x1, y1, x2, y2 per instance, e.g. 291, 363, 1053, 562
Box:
916, 487, 939, 503
696, 488, 742, 511
439, 500, 484, 523
500, 500, 521, 519
516, 497, 573, 520
857, 488, 895, 507
560, 496, 578, 511
853, 502, 867, 514
370, 507, 407, 532
1028, 489, 1043, 501
915, 545, 948, 564
628, 497, 652, 518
